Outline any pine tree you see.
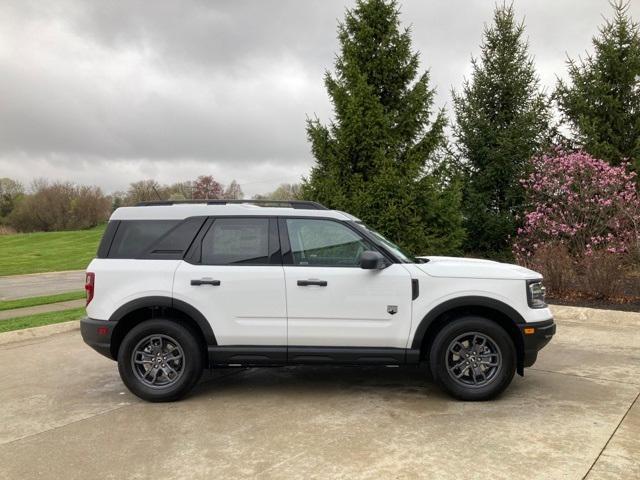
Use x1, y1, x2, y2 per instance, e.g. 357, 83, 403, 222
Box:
302, 0, 464, 255
453, 4, 550, 257
555, 1, 640, 171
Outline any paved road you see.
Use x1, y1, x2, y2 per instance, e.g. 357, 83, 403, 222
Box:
0, 306, 638, 479
0, 270, 85, 301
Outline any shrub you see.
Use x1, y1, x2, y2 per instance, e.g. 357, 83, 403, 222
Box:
579, 251, 626, 300
513, 151, 640, 300
8, 180, 110, 232
527, 243, 575, 296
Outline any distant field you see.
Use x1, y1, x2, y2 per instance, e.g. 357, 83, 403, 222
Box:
0, 225, 105, 276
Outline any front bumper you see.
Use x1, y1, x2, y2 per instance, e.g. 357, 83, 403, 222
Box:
80, 317, 118, 360
521, 318, 556, 368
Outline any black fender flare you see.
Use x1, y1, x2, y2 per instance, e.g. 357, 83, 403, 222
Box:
108, 296, 217, 345
410, 296, 525, 349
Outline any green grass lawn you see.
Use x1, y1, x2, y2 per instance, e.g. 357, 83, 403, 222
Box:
0, 307, 85, 333
0, 291, 85, 311
0, 225, 104, 276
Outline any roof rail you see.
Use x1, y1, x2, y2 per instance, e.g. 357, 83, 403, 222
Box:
134, 199, 329, 210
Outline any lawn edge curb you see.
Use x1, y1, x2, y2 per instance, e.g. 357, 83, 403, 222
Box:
0, 320, 80, 346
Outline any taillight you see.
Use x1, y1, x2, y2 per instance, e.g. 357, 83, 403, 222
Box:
85, 272, 95, 306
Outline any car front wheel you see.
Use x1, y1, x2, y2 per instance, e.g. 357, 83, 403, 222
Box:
117, 319, 204, 402
429, 316, 516, 401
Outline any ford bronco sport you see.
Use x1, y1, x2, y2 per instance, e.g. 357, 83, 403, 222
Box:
81, 199, 555, 402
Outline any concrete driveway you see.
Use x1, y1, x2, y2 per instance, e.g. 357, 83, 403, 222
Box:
0, 270, 86, 300
0, 306, 638, 480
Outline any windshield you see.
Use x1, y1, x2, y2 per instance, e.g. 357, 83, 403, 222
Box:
355, 222, 417, 263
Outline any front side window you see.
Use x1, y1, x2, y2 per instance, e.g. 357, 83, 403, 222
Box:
285, 218, 372, 267
202, 218, 269, 265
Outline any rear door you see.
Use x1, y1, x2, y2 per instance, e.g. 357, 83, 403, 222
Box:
280, 217, 413, 350
173, 216, 287, 354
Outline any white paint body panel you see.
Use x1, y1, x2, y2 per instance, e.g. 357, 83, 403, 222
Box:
172, 263, 287, 346
283, 264, 412, 348
416, 256, 541, 280
86, 258, 180, 321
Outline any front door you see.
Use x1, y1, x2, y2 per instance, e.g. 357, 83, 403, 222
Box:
280, 217, 413, 351
173, 217, 286, 354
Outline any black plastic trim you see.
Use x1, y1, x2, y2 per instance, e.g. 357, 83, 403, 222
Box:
208, 346, 287, 365
411, 296, 526, 349
288, 346, 409, 365
205, 346, 420, 366
81, 317, 117, 359
190, 279, 221, 286
411, 279, 419, 300
107, 296, 217, 346
297, 280, 328, 287
136, 199, 328, 210
521, 318, 556, 367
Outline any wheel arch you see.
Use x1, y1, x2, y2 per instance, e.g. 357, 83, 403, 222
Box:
412, 296, 526, 375
108, 296, 216, 360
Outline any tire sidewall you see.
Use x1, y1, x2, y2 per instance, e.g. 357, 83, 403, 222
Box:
118, 319, 203, 402
429, 316, 516, 401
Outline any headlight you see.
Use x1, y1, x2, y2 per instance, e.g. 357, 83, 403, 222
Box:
527, 280, 547, 308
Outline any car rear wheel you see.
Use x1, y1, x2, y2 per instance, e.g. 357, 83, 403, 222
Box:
118, 319, 203, 402
429, 316, 516, 401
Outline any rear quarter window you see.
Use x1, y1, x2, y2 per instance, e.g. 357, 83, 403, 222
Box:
107, 220, 179, 259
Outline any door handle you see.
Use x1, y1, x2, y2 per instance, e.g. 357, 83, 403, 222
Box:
297, 280, 328, 287
191, 279, 221, 286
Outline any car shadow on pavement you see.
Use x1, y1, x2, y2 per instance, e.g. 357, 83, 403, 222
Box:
189, 364, 448, 400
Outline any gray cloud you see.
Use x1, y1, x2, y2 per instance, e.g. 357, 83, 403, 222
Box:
0, 0, 638, 196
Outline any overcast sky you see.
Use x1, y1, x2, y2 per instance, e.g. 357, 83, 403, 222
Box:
1, 0, 638, 197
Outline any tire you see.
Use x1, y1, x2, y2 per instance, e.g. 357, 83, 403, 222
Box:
429, 316, 516, 401
117, 319, 204, 402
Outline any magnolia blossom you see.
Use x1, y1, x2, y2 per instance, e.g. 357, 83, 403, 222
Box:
513, 151, 640, 261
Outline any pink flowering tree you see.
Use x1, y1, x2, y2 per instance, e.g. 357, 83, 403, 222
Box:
513, 151, 640, 262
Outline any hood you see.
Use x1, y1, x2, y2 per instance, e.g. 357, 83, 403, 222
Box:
415, 256, 541, 280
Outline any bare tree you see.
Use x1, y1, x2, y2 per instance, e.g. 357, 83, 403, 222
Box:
223, 180, 244, 199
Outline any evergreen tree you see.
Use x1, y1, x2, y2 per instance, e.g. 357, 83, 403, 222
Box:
453, 4, 550, 257
302, 0, 464, 255
555, 1, 640, 171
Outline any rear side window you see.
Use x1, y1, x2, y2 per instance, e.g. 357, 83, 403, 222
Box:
201, 218, 270, 265
108, 220, 178, 258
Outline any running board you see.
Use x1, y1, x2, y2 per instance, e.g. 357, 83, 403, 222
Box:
208, 346, 421, 366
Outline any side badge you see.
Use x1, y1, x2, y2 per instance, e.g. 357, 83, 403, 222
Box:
387, 305, 398, 315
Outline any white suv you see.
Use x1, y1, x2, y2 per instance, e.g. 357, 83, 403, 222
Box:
81, 200, 555, 402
